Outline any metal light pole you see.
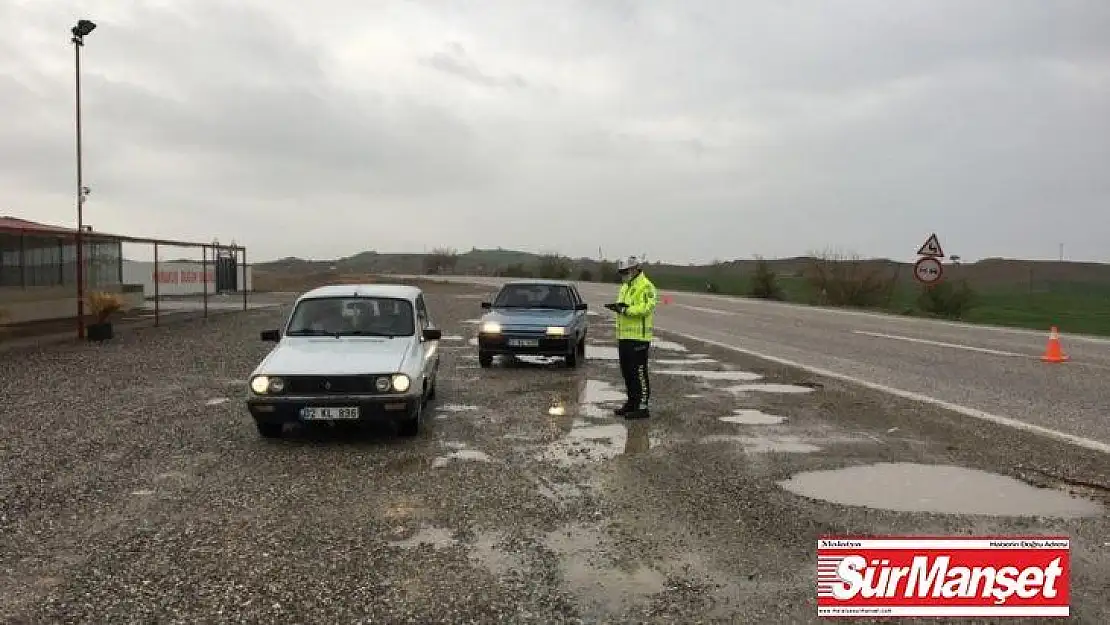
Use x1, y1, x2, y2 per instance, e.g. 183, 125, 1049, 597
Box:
72, 19, 96, 339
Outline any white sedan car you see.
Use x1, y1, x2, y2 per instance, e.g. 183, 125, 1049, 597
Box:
246, 284, 442, 438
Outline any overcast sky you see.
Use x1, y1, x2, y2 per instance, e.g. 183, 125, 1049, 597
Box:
3, 0, 1108, 264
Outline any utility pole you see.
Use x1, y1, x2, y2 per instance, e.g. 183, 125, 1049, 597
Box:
72, 19, 96, 339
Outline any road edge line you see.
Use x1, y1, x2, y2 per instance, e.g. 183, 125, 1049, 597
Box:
657, 328, 1110, 456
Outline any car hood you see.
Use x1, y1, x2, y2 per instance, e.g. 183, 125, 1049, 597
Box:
257, 337, 411, 375
482, 308, 576, 328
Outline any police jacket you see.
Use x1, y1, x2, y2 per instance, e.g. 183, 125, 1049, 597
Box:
615, 272, 657, 341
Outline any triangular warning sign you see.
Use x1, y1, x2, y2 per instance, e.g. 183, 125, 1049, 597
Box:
917, 233, 944, 257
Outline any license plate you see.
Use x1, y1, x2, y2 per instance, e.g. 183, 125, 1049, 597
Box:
508, 338, 539, 347
300, 406, 360, 420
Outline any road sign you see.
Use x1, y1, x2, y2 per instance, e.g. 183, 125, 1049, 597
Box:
916, 233, 944, 257
913, 256, 943, 284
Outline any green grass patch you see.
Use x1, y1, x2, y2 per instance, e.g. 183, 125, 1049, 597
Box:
646, 268, 1110, 337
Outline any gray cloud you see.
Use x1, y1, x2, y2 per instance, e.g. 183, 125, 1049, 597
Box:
2, 0, 1109, 262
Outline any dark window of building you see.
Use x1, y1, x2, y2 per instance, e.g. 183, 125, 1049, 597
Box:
0, 233, 21, 287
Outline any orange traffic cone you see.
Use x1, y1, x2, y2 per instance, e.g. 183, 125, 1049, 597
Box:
1040, 326, 1069, 363
661, 294, 673, 305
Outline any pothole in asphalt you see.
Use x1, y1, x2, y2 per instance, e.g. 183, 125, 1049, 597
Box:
652, 339, 688, 352
700, 434, 820, 453
778, 463, 1105, 517
658, 369, 762, 382
720, 409, 786, 425
656, 357, 717, 365
389, 526, 457, 548
440, 334, 464, 341
440, 404, 480, 412
725, 383, 815, 394
540, 421, 657, 466
471, 531, 528, 577
432, 449, 492, 468
517, 355, 562, 366
586, 345, 620, 360
544, 523, 666, 613
584, 379, 625, 404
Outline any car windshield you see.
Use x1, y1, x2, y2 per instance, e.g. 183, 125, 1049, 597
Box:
285, 296, 415, 337
493, 284, 574, 309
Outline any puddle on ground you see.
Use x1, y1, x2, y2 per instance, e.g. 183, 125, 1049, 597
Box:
658, 369, 763, 382
440, 334, 464, 341
586, 345, 620, 360
540, 421, 655, 466
440, 404, 480, 412
467, 337, 478, 346
720, 409, 786, 425
725, 383, 815, 394
652, 339, 688, 352
130, 489, 155, 496
462, 319, 481, 324
685, 393, 704, 399
584, 379, 625, 404
205, 397, 229, 406
432, 449, 493, 468
778, 463, 1105, 517
586, 311, 601, 317
517, 355, 561, 366
544, 523, 666, 613
389, 526, 457, 548
656, 357, 716, 365
471, 532, 528, 577
700, 434, 821, 453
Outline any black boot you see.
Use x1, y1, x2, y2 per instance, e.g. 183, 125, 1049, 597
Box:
614, 404, 631, 416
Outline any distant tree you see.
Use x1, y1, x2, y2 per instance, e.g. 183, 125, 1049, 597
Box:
577, 267, 594, 282
500, 263, 532, 278
536, 254, 572, 279
423, 247, 458, 274
805, 248, 895, 308
917, 280, 976, 319
748, 256, 785, 300
597, 260, 620, 283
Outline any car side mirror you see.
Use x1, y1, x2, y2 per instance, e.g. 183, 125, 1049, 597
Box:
575, 302, 588, 310
260, 329, 281, 342
422, 328, 442, 341
480, 301, 491, 309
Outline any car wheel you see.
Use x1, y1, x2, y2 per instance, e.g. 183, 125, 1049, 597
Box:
398, 400, 422, 437
566, 345, 578, 368
478, 351, 493, 368
427, 378, 437, 400
578, 336, 586, 357
256, 421, 283, 439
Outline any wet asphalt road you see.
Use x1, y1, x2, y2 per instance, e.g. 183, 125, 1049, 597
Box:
1, 282, 1108, 624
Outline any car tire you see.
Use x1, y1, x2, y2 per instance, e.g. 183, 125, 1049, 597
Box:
398, 400, 422, 437
566, 345, 578, 368
427, 378, 437, 401
256, 421, 283, 439
478, 351, 493, 368
578, 336, 586, 357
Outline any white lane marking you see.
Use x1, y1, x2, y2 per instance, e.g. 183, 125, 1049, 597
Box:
658, 328, 1110, 456
851, 330, 1030, 358
676, 304, 735, 315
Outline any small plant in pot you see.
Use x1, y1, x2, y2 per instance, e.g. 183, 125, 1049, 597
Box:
87, 292, 124, 341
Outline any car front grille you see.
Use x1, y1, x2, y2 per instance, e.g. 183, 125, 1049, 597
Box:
283, 375, 387, 395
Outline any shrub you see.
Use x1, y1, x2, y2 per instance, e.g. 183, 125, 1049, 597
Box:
748, 256, 785, 300
500, 263, 532, 278
536, 254, 572, 279
805, 249, 896, 308
597, 260, 620, 283
916, 280, 976, 319
88, 292, 124, 323
423, 248, 458, 274
577, 267, 593, 282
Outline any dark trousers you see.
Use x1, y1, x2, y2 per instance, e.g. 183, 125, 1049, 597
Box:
618, 339, 651, 410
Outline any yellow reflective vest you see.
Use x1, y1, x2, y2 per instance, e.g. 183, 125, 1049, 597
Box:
615, 272, 658, 341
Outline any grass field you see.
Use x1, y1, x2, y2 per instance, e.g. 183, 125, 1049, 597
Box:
647, 270, 1110, 337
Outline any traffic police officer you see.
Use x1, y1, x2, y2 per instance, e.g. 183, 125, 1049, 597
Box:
604, 256, 658, 419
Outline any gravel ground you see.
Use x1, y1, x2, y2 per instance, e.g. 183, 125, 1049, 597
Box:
1, 281, 1107, 624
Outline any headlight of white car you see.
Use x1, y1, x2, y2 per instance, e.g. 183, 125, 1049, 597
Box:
391, 374, 411, 393
250, 375, 284, 394
546, 326, 566, 336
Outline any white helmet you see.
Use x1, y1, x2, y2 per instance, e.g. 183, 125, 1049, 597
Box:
616, 255, 642, 273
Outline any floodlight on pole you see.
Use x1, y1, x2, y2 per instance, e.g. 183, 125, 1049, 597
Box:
71, 19, 95, 339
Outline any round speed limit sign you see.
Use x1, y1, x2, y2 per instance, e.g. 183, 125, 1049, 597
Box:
913, 256, 944, 284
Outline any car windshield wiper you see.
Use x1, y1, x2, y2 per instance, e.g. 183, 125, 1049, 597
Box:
285, 329, 332, 336
335, 330, 398, 338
